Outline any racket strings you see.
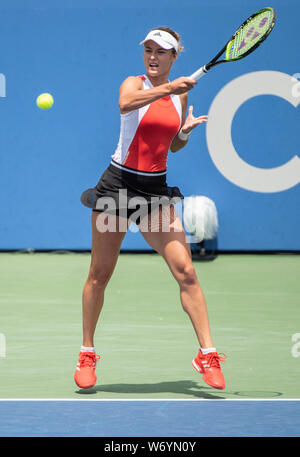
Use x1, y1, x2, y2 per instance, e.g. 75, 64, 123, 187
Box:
226, 9, 275, 60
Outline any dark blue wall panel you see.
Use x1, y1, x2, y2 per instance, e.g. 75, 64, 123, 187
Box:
0, 0, 299, 250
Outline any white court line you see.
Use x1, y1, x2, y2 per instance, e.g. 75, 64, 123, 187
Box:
0, 398, 300, 402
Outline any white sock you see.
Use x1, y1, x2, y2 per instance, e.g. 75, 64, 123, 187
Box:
80, 346, 95, 353
200, 347, 216, 354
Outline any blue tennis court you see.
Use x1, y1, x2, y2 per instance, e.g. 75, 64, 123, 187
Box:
0, 400, 299, 437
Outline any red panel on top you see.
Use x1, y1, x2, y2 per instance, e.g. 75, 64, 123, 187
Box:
124, 96, 180, 172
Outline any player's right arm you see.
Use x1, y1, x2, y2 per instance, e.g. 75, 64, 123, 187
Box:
119, 76, 197, 114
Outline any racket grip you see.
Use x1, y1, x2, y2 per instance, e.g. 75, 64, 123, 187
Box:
189, 66, 207, 81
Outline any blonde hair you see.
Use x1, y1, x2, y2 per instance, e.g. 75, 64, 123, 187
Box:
150, 26, 184, 54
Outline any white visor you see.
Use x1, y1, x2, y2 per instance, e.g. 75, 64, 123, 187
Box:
140, 29, 179, 53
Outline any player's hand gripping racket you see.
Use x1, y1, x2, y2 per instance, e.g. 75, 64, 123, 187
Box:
189, 7, 276, 80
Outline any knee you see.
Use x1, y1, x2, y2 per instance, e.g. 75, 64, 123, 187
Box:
176, 263, 198, 289
87, 266, 113, 290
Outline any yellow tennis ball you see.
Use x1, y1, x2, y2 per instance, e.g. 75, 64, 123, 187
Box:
36, 93, 54, 110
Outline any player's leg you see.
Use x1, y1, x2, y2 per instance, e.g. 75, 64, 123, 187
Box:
139, 205, 213, 347
139, 205, 226, 389
75, 211, 128, 388
82, 210, 128, 347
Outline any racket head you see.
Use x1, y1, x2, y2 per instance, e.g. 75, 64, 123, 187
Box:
224, 7, 276, 62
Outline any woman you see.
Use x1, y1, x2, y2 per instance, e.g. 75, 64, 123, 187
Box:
74, 27, 226, 390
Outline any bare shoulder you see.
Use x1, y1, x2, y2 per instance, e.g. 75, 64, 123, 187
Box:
120, 76, 143, 92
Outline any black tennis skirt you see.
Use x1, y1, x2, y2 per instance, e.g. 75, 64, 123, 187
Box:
80, 162, 184, 219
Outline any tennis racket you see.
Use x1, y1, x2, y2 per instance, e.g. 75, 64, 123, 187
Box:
189, 7, 276, 80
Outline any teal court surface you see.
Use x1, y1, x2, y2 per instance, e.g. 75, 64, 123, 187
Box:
0, 252, 299, 436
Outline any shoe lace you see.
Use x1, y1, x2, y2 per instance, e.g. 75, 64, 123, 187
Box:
206, 352, 226, 368
79, 352, 100, 368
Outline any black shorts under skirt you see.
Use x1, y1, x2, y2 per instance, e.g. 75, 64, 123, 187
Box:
80, 163, 184, 219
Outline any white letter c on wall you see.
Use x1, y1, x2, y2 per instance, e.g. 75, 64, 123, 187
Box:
206, 71, 300, 193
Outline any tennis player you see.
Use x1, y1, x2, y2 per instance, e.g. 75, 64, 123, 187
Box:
74, 27, 226, 390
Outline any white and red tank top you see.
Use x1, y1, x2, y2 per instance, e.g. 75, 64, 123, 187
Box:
111, 75, 182, 176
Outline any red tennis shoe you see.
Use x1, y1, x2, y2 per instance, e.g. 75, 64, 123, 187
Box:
74, 351, 100, 389
192, 349, 226, 390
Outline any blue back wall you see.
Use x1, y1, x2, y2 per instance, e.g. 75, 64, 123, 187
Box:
0, 0, 299, 250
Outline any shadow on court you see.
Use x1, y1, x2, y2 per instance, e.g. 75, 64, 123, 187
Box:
76, 380, 223, 399
75, 380, 283, 399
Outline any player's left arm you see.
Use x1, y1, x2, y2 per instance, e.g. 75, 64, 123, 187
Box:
170, 93, 208, 153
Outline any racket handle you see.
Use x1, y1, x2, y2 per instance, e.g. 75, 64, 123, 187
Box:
189, 66, 208, 81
